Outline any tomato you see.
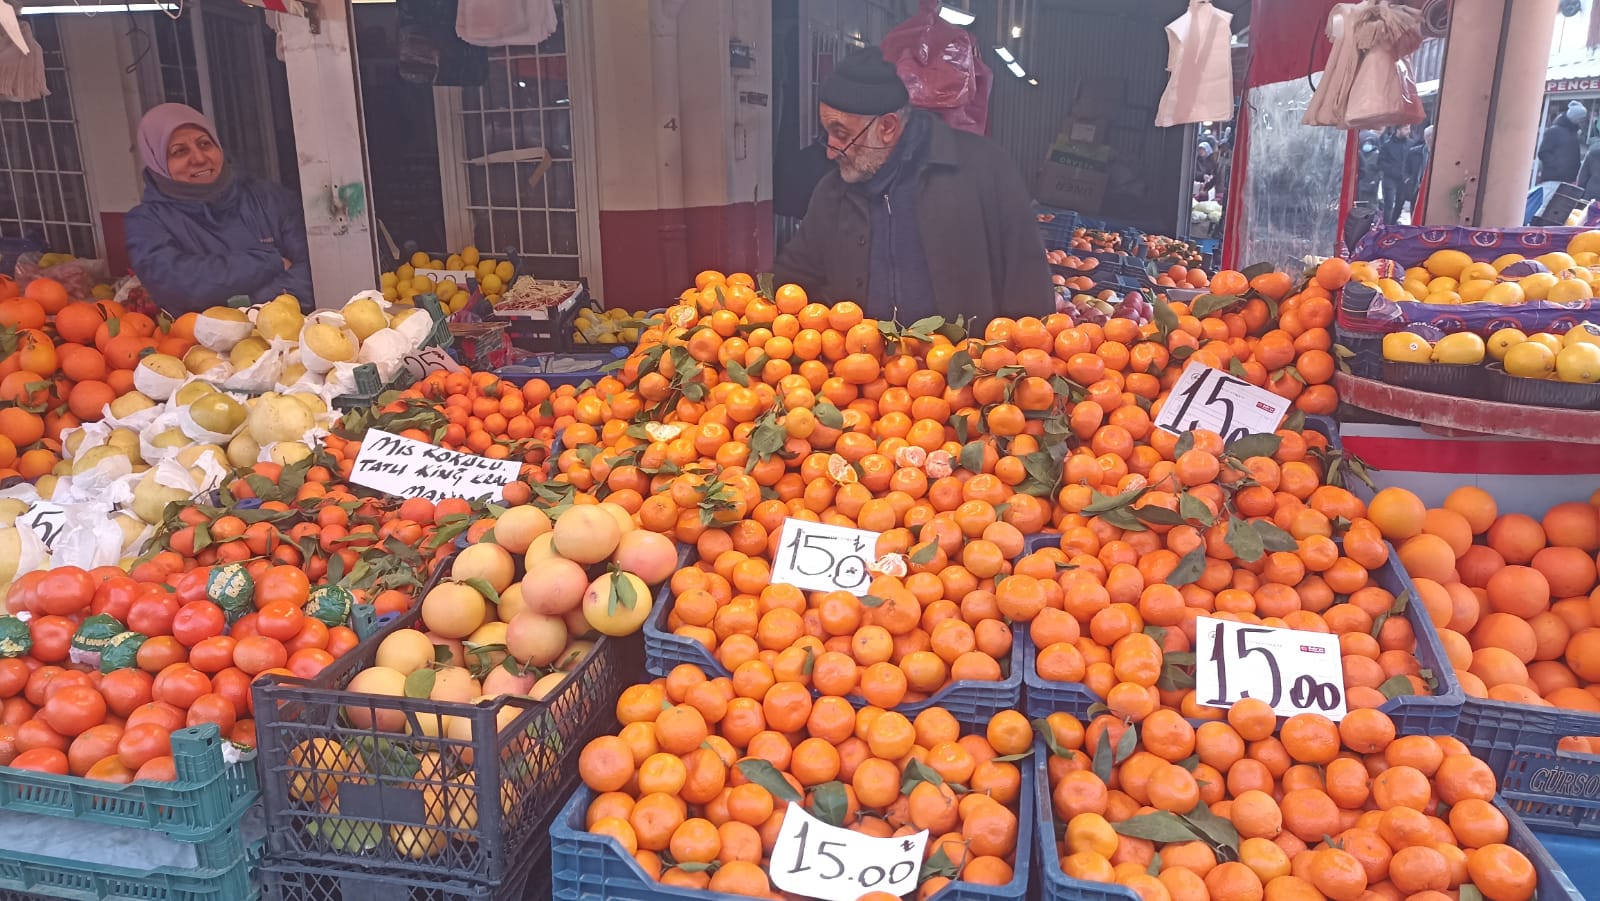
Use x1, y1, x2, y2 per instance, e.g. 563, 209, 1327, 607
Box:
116, 723, 172, 770
173, 569, 211, 606
255, 601, 306, 642
1, 697, 34, 727
171, 601, 226, 647
15, 718, 68, 753
134, 755, 177, 782
326, 626, 359, 659
68, 723, 125, 776
185, 693, 237, 735
11, 747, 69, 774
286, 648, 335, 680
28, 616, 76, 664
42, 684, 107, 737
210, 668, 253, 718
24, 666, 65, 706
152, 664, 211, 710
88, 565, 125, 586
188, 636, 238, 674
0, 723, 16, 765
5, 570, 45, 615
85, 755, 135, 784
232, 636, 288, 676
230, 613, 261, 641
229, 719, 256, 749
254, 566, 310, 610
99, 670, 153, 718
135, 636, 188, 674
0, 659, 30, 699
125, 702, 186, 732
372, 589, 411, 617
36, 566, 96, 617
41, 670, 93, 702
283, 618, 329, 655
126, 593, 180, 637
91, 576, 141, 622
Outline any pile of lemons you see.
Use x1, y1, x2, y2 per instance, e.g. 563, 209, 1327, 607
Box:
1383, 323, 1600, 384
573, 307, 660, 345
378, 247, 516, 312
1355, 231, 1600, 305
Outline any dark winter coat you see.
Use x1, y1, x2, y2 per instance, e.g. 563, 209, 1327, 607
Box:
1377, 133, 1411, 181
1578, 147, 1600, 200
1538, 117, 1584, 184
774, 116, 1051, 327
125, 171, 314, 315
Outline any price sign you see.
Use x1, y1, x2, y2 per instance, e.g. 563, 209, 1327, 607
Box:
413, 268, 476, 288
1194, 616, 1347, 720
1153, 362, 1290, 443
350, 429, 521, 502
19, 502, 67, 552
770, 802, 926, 900
769, 519, 881, 596
401, 346, 463, 380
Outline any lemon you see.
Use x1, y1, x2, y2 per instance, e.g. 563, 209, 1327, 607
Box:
380, 272, 399, 288
1432, 332, 1486, 364
1567, 231, 1600, 256
1376, 278, 1408, 301
410, 251, 430, 268
1491, 253, 1526, 272
1527, 333, 1565, 354
438, 281, 459, 300
1404, 266, 1431, 285
446, 254, 463, 270
476, 259, 497, 278
1503, 341, 1556, 378
1574, 251, 1600, 268
1403, 279, 1431, 300
1538, 252, 1578, 274
1556, 343, 1600, 383
481, 273, 504, 295
1383, 332, 1433, 362
1518, 273, 1559, 301
1487, 328, 1527, 360
1482, 282, 1526, 306
1461, 262, 1500, 283
1458, 280, 1495, 303
1426, 291, 1462, 305
411, 275, 435, 293
1425, 249, 1472, 278
1565, 323, 1600, 347
495, 261, 515, 281
461, 245, 481, 266
1429, 277, 1459, 293
397, 263, 415, 281
1550, 278, 1596, 303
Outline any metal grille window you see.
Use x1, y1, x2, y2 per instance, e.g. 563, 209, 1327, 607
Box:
153, 12, 204, 109
458, 1, 579, 279
0, 17, 97, 257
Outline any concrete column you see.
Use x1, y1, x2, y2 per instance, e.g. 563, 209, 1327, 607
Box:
274, 0, 379, 307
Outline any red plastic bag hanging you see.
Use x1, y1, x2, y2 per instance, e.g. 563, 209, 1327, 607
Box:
880, 0, 993, 135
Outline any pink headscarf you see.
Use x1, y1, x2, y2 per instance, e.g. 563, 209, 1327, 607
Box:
137, 103, 218, 178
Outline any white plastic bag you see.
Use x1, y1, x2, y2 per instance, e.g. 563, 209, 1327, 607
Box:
455, 0, 556, 48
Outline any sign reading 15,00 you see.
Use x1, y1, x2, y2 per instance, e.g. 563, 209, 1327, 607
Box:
1153, 362, 1289, 444
768, 519, 881, 597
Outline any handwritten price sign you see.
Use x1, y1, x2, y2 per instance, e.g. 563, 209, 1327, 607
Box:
19, 502, 67, 552
1194, 616, 1347, 721
769, 519, 881, 596
350, 429, 521, 502
770, 802, 926, 900
401, 346, 463, 381
1154, 362, 1289, 443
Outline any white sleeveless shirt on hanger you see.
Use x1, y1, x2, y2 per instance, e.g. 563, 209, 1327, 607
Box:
1156, 0, 1235, 127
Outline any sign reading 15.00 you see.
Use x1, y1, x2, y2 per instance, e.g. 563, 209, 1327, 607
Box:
1194, 616, 1348, 721
1153, 362, 1289, 443
768, 519, 882, 597
770, 802, 927, 900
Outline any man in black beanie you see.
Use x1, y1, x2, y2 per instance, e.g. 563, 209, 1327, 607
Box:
775, 47, 1050, 327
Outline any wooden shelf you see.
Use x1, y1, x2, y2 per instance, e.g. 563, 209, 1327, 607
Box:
1334, 373, 1600, 445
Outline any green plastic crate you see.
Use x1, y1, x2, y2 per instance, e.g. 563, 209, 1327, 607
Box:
332, 294, 452, 411
0, 828, 261, 901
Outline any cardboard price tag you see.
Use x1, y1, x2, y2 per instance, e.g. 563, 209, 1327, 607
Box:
413, 268, 476, 288
19, 502, 67, 552
401, 345, 463, 380
769, 518, 881, 596
1153, 362, 1289, 443
1195, 616, 1348, 720
350, 428, 521, 502
770, 802, 926, 900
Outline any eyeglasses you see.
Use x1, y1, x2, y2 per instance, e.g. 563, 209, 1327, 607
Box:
817, 115, 881, 155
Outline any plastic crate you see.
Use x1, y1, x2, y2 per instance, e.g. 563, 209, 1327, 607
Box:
551, 724, 1032, 901
0, 722, 256, 840
1037, 207, 1080, 251
1532, 831, 1600, 899
1486, 363, 1600, 411
494, 347, 630, 390
1031, 736, 1583, 901
1462, 703, 1600, 833
333, 296, 452, 411
252, 593, 642, 885
1020, 529, 1465, 737
643, 574, 1023, 726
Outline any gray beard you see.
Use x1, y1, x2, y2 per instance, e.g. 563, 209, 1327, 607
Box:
838, 144, 893, 184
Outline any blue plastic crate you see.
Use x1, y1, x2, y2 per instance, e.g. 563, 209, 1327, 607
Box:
552, 726, 1032, 901
643, 579, 1023, 727
1532, 831, 1600, 898
1467, 708, 1600, 836
1036, 206, 1080, 251
1020, 526, 1464, 737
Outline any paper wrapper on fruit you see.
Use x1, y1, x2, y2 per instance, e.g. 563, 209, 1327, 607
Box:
220, 338, 292, 394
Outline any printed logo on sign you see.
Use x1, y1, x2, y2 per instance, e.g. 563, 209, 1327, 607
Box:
1299, 645, 1326, 655
1527, 767, 1600, 799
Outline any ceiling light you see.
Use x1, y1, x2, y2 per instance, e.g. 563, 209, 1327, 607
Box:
1011, 25, 1023, 38
20, 2, 176, 11
1027, 78, 1038, 86
937, 5, 975, 26
994, 46, 1015, 63
1007, 61, 1026, 78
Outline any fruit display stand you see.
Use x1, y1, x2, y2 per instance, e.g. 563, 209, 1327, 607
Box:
1334, 373, 1600, 445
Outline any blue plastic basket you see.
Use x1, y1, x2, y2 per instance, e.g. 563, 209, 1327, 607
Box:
1036, 206, 1080, 251
1467, 710, 1600, 836
643, 581, 1023, 727
1020, 527, 1465, 737
1532, 831, 1600, 899
1032, 734, 1583, 901
551, 725, 1032, 901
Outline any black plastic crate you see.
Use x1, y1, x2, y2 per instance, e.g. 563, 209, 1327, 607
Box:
253, 598, 642, 886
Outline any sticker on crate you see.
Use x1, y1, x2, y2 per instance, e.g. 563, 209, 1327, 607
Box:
1153, 362, 1290, 441
770, 801, 927, 900
350, 428, 521, 502
769, 518, 881, 596
1194, 616, 1348, 720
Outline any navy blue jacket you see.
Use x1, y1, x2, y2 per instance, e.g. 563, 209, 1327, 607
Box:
125, 172, 314, 315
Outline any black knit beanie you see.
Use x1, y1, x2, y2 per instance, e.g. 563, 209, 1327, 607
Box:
818, 47, 910, 116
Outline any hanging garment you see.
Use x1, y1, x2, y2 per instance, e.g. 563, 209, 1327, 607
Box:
1345, 1, 1425, 129
0, 17, 46, 103
1303, 2, 1367, 127
1155, 0, 1235, 127
456, 0, 557, 48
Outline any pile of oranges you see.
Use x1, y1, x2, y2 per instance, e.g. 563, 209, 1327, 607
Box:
0, 277, 200, 482
1360, 486, 1600, 734
1043, 705, 1538, 901
577, 669, 1031, 898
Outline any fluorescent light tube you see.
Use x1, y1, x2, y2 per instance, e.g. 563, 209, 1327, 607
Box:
994, 46, 1015, 63
937, 5, 975, 25
20, 3, 176, 11
1007, 61, 1026, 78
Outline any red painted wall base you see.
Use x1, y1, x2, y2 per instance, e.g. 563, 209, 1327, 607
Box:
598, 200, 774, 309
